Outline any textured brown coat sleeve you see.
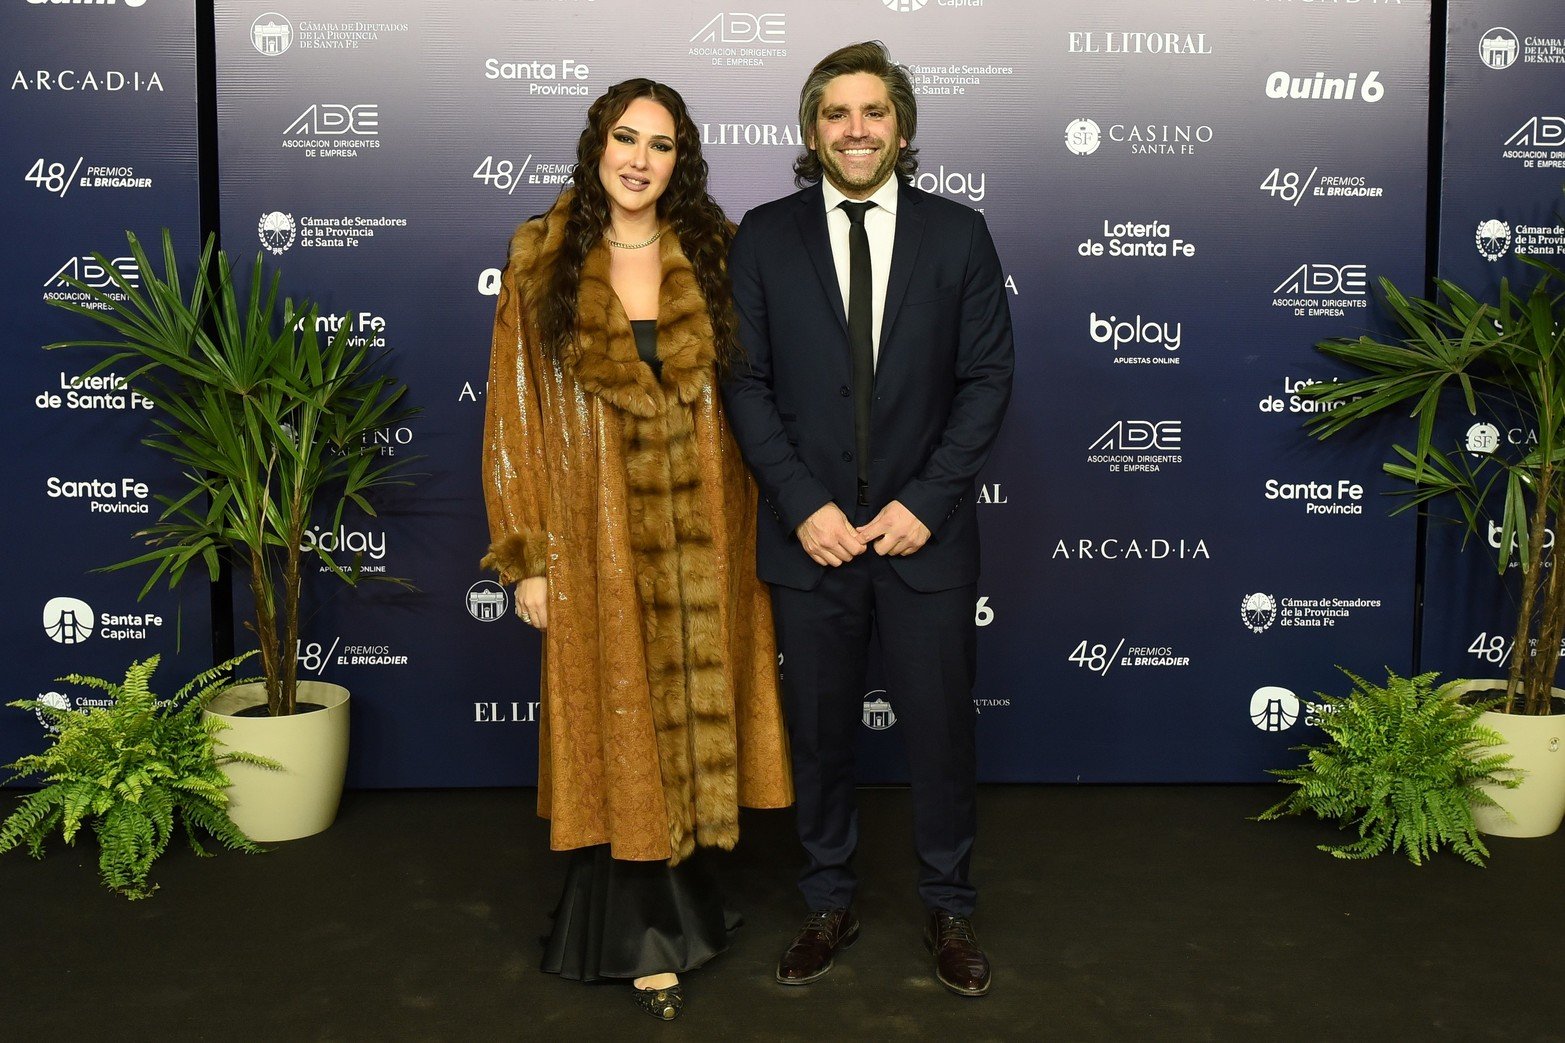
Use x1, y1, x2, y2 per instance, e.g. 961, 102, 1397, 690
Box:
480, 260, 550, 583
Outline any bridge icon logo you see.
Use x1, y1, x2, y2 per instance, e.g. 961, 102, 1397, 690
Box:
43, 597, 95, 644
1249, 686, 1300, 732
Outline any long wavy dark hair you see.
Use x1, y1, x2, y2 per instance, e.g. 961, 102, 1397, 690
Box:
793, 40, 919, 188
538, 79, 738, 369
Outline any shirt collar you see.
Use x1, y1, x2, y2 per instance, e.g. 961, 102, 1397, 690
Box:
822, 175, 900, 217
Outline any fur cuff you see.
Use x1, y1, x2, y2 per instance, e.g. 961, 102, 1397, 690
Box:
481, 532, 548, 583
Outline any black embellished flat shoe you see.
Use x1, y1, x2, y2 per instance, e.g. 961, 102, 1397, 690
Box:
632, 983, 684, 1021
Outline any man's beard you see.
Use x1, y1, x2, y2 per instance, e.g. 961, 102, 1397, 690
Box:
819, 140, 898, 195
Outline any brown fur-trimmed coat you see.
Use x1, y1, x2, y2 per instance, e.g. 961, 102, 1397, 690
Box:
482, 193, 792, 863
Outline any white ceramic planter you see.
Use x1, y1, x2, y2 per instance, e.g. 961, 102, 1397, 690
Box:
1453, 680, 1565, 839
205, 681, 350, 843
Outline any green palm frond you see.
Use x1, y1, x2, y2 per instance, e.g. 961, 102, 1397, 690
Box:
44, 229, 419, 716
1299, 257, 1565, 716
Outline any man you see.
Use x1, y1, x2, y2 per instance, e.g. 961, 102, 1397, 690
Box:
722, 41, 1014, 998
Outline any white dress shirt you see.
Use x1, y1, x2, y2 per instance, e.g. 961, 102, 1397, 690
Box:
822, 175, 899, 367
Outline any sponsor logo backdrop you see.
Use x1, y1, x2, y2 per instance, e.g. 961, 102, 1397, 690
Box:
6, 1, 1442, 787
1421, 0, 1565, 691
1, 0, 209, 773
209, 0, 1429, 786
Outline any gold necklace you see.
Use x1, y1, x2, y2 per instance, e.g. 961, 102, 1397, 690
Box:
606, 228, 664, 250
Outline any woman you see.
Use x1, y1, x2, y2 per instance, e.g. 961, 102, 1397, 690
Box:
481, 79, 791, 1020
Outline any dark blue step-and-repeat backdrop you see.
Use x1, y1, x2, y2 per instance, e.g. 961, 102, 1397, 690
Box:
1421, 1, 1565, 685
3, 0, 209, 773
16, 0, 1547, 789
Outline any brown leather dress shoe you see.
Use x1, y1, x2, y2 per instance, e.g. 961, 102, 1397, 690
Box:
925, 911, 991, 997
776, 908, 860, 985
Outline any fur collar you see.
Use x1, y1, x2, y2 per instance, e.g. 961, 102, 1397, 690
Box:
508, 190, 716, 418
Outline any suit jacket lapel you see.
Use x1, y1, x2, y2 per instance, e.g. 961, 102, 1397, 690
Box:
880, 181, 925, 360
793, 184, 848, 333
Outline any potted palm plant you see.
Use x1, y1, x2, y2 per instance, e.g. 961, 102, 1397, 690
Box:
1, 654, 270, 898
1301, 254, 1565, 836
45, 230, 416, 841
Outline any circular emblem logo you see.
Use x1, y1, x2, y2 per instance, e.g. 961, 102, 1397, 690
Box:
258, 211, 296, 255
1065, 118, 1101, 156
34, 691, 73, 732
1475, 218, 1511, 262
881, 0, 930, 11
1249, 686, 1299, 732
1480, 27, 1519, 70
862, 691, 897, 730
1240, 592, 1277, 634
43, 596, 94, 644
1465, 422, 1501, 455
251, 12, 294, 56
466, 580, 509, 622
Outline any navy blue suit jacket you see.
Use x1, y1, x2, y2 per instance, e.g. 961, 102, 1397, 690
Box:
722, 180, 1014, 592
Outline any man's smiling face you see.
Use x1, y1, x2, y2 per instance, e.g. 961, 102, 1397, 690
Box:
809, 71, 906, 200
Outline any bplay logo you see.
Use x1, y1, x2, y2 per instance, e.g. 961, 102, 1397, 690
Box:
1249, 686, 1300, 731
467, 580, 509, 622
301, 523, 387, 561
251, 12, 293, 55
43, 596, 94, 644
1480, 27, 1519, 70
912, 165, 985, 204
1089, 311, 1181, 354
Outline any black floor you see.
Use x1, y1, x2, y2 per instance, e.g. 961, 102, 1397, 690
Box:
3, 785, 1561, 1042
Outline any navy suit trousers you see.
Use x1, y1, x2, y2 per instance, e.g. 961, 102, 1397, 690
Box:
769, 533, 978, 917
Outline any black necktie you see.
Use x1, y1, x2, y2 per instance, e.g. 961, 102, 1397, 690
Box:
840, 200, 875, 506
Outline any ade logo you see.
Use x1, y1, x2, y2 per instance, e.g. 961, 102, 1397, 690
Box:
690, 13, 785, 43
1274, 264, 1367, 296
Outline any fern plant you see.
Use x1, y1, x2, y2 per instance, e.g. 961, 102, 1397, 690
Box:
1258, 669, 1520, 865
1, 654, 274, 898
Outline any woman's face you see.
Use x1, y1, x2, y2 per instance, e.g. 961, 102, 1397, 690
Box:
597, 96, 677, 224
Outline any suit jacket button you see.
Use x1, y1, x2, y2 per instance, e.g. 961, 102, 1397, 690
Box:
841, 451, 853, 462
839, 385, 850, 397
